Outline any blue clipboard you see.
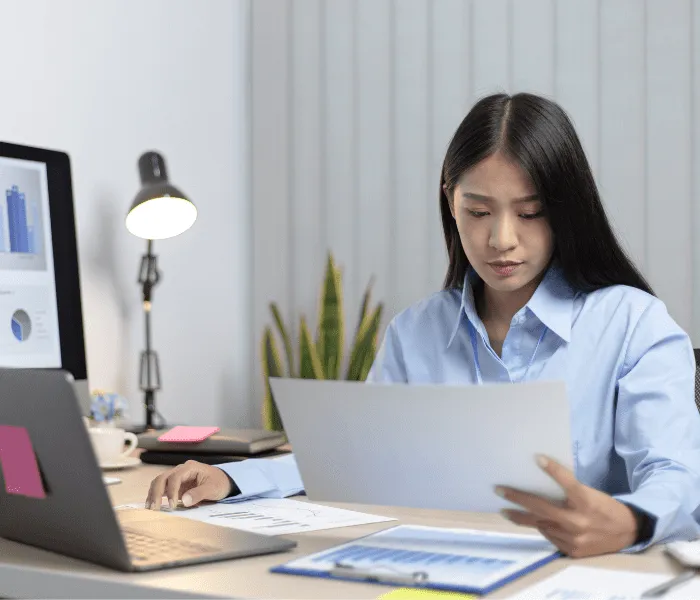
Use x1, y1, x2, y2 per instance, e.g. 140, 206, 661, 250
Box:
270, 524, 561, 595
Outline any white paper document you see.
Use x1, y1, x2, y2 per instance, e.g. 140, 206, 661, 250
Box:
504, 566, 700, 600
116, 498, 395, 536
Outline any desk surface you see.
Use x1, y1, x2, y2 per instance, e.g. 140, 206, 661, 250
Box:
0, 461, 685, 599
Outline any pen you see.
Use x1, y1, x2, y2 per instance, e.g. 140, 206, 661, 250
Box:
329, 563, 429, 587
640, 570, 695, 598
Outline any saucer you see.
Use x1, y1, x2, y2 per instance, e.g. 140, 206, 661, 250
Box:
99, 455, 141, 470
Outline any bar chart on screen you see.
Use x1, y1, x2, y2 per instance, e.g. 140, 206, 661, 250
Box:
3, 185, 43, 256
0, 159, 50, 271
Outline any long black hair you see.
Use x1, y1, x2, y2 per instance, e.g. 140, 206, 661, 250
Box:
440, 93, 654, 296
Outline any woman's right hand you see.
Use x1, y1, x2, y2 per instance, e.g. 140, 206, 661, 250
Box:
145, 460, 233, 510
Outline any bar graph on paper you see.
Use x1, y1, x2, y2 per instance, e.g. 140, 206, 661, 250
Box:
313, 543, 516, 579
116, 498, 395, 536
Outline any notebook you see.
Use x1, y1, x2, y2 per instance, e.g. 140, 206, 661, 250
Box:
270, 524, 560, 595
137, 427, 287, 455
157, 425, 220, 442
139, 448, 291, 466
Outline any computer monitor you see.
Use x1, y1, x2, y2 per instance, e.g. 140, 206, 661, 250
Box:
0, 142, 90, 413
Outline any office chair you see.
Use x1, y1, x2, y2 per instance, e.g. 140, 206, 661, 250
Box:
694, 349, 700, 413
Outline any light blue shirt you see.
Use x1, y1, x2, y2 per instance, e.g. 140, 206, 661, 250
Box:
217, 264, 700, 550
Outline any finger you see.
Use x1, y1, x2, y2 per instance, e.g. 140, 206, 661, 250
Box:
502, 509, 561, 531
502, 509, 538, 528
501, 508, 556, 527
536, 454, 582, 499
497, 486, 576, 530
178, 479, 198, 499
147, 473, 169, 510
165, 470, 191, 510
496, 486, 568, 521
182, 482, 222, 507
145, 480, 155, 508
537, 525, 574, 557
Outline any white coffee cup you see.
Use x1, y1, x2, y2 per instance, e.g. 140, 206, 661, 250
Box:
88, 427, 138, 465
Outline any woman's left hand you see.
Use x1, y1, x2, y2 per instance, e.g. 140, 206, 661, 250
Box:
497, 455, 639, 558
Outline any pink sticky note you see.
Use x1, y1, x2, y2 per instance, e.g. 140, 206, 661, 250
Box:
0, 425, 46, 499
158, 426, 220, 443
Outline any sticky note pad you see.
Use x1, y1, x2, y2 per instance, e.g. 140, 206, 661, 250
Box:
158, 425, 220, 443
377, 589, 476, 600
0, 425, 46, 499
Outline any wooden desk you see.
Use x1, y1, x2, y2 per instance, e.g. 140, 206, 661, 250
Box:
0, 462, 684, 599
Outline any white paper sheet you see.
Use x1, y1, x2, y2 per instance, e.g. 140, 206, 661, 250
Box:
504, 566, 700, 600
116, 497, 395, 536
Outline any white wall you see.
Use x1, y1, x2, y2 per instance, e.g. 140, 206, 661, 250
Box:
0, 0, 252, 427
251, 0, 700, 405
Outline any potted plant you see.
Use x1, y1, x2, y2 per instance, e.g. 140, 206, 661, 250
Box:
88, 390, 129, 428
261, 253, 384, 431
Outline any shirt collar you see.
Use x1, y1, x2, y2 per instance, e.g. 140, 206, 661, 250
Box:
447, 263, 575, 349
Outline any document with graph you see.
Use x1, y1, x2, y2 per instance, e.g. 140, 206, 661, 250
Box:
270, 524, 560, 595
116, 497, 395, 535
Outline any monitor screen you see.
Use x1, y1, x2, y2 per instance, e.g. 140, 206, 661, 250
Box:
0, 142, 88, 410
0, 156, 61, 367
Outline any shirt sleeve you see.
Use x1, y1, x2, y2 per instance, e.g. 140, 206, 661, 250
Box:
612, 299, 700, 552
366, 318, 409, 383
214, 454, 304, 501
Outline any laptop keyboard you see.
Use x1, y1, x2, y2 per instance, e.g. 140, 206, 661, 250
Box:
123, 528, 222, 563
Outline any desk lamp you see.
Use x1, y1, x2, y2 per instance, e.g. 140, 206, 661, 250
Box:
126, 151, 197, 432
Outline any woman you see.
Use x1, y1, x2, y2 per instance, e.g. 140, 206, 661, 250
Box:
145, 93, 700, 558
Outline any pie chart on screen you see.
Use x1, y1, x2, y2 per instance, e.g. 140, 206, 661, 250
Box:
11, 309, 31, 342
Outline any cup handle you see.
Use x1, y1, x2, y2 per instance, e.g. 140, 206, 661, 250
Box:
120, 432, 138, 458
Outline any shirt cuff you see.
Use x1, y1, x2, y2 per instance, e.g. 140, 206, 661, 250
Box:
613, 491, 666, 552
221, 470, 242, 498
627, 503, 657, 546
214, 461, 277, 499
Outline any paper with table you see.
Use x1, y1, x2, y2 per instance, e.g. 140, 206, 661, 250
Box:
270, 524, 560, 595
503, 566, 700, 599
116, 497, 395, 536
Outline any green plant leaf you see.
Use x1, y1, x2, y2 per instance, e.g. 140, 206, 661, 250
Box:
316, 253, 344, 379
346, 303, 383, 381
349, 276, 374, 365
357, 275, 374, 328
270, 302, 294, 376
299, 316, 325, 379
357, 304, 383, 381
261, 326, 285, 431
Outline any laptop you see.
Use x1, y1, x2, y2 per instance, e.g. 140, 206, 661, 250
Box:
0, 368, 296, 572
269, 377, 573, 513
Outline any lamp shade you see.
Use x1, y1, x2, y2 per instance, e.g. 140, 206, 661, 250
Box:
125, 151, 197, 240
